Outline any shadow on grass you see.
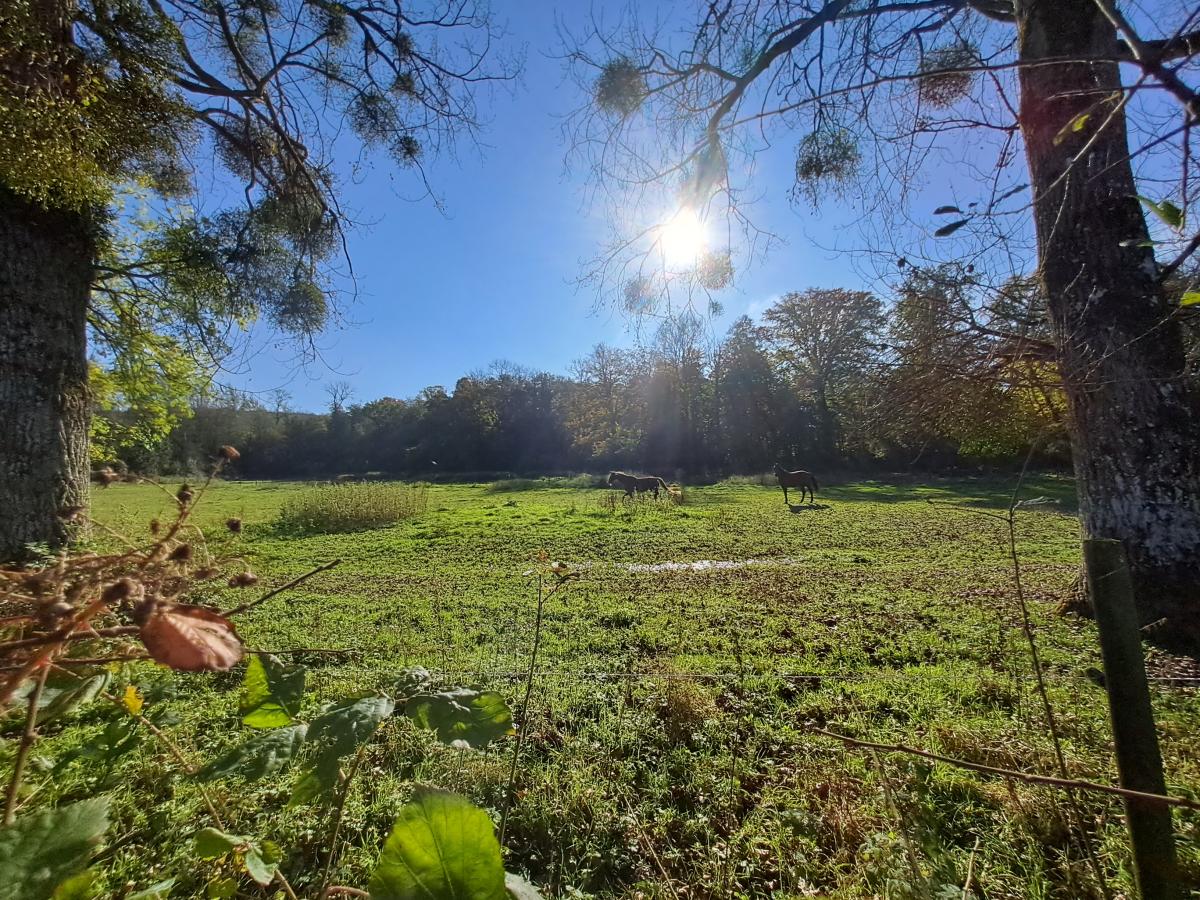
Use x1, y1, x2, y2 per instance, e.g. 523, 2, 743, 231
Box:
787, 503, 830, 513
821, 474, 1078, 512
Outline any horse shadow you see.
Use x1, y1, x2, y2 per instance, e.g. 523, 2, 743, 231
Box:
787, 502, 830, 513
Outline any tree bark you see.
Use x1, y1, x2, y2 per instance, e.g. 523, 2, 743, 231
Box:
1015, 0, 1200, 639
0, 187, 94, 561
813, 380, 838, 463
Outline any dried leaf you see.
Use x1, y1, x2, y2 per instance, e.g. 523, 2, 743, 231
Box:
139, 604, 244, 672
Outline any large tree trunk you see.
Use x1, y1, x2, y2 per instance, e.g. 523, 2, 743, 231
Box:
1015, 0, 1200, 639
0, 188, 93, 561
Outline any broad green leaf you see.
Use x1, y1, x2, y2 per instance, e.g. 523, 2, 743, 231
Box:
148, 707, 181, 728
49, 870, 96, 900
127, 880, 175, 899
287, 767, 331, 807
193, 828, 245, 859
196, 724, 307, 782
204, 877, 237, 899
405, 689, 514, 749
37, 674, 110, 725
306, 696, 394, 757
1138, 195, 1185, 230
243, 840, 281, 886
0, 798, 110, 900
393, 667, 433, 700
78, 720, 140, 766
290, 696, 392, 805
368, 790, 506, 900
286, 750, 345, 807
505, 873, 546, 899
239, 654, 305, 729
1181, 291, 1200, 307
933, 218, 969, 238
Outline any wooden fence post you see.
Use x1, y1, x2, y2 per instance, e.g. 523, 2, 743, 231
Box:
1083, 539, 1177, 900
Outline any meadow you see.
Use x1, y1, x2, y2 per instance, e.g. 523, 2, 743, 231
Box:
19, 476, 1200, 898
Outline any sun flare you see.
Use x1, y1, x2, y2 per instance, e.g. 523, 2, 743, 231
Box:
660, 207, 709, 267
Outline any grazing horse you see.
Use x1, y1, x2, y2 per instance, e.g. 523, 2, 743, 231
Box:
607, 470, 669, 499
774, 464, 818, 505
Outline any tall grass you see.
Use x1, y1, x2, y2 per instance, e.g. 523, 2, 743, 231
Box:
275, 482, 428, 533
594, 483, 686, 514
487, 474, 607, 492
722, 472, 775, 487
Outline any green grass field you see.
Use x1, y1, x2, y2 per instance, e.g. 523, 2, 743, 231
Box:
18, 476, 1200, 898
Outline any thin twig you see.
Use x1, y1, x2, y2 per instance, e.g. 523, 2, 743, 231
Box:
499, 574, 567, 847
94, 684, 228, 825
0, 653, 149, 673
872, 748, 927, 891
90, 679, 301, 899
621, 792, 678, 893
321, 740, 372, 893
804, 726, 1200, 811
3, 665, 49, 824
246, 646, 361, 656
962, 835, 980, 899
222, 559, 342, 617
1005, 447, 1112, 899
0, 598, 113, 707
0, 624, 139, 656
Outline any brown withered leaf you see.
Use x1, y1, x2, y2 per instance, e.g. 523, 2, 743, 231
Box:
139, 604, 244, 672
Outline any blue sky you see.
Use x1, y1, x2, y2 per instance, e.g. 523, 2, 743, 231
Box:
217, 0, 1194, 412
227, 1, 873, 412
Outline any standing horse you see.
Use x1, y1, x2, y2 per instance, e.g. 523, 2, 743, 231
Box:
607, 470, 669, 499
773, 463, 818, 505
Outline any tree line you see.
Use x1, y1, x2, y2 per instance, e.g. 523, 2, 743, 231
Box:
101, 271, 1074, 479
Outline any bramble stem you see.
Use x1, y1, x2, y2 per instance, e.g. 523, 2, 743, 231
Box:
3, 664, 48, 824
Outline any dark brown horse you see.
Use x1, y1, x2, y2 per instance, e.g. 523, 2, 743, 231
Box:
774, 463, 818, 505
607, 471, 669, 499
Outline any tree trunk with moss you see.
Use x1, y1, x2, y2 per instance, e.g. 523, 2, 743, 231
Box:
0, 188, 93, 560
1016, 0, 1200, 638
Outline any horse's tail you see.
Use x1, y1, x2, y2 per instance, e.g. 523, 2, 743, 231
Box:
657, 476, 669, 490
811, 474, 819, 492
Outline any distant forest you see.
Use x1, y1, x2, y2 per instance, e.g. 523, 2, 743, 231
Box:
91, 271, 1101, 479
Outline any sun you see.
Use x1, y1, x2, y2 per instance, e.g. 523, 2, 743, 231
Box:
659, 207, 709, 267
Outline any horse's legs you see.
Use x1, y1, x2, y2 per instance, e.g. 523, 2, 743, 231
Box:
781, 484, 789, 505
